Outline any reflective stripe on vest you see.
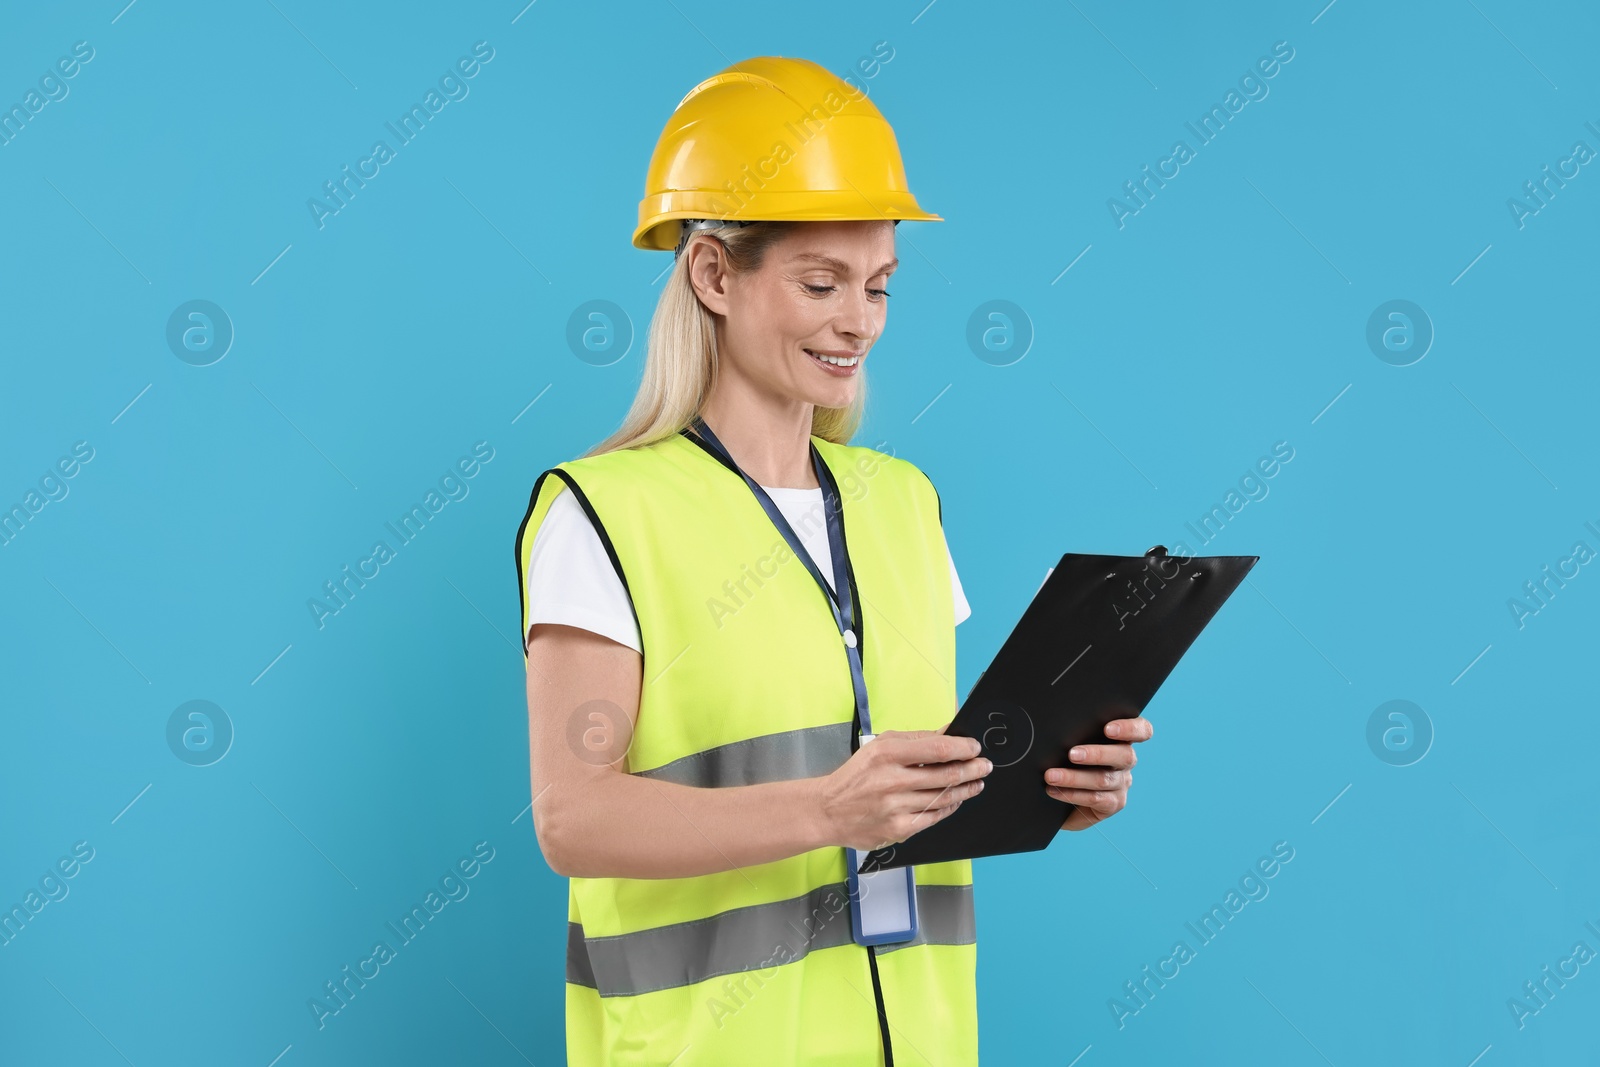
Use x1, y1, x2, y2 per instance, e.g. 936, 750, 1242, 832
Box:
567, 882, 976, 996
635, 722, 852, 788
514, 430, 977, 1065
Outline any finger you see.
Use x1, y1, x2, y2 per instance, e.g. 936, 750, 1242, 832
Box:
902, 801, 960, 836
1105, 717, 1153, 742
902, 756, 993, 792
1043, 766, 1128, 791
902, 777, 986, 812
1068, 743, 1138, 769
1060, 806, 1103, 832
883, 732, 984, 766
1045, 785, 1127, 813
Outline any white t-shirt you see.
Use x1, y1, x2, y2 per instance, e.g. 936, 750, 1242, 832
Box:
525, 483, 971, 651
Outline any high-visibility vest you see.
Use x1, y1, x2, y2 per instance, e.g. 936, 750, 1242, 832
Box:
515, 427, 978, 1066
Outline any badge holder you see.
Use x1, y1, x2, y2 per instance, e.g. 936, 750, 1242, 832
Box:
845, 735, 919, 947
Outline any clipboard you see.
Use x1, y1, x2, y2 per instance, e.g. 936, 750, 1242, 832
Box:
858, 545, 1258, 873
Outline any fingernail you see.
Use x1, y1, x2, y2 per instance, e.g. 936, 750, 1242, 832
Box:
1046, 769, 1062, 784
982, 759, 994, 775
1069, 747, 1085, 762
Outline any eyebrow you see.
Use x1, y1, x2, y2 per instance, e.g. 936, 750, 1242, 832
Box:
790, 252, 899, 276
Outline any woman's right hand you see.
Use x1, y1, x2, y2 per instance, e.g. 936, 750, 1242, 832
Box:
816, 729, 993, 852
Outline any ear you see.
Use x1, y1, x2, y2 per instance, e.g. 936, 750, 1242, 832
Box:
685, 237, 733, 317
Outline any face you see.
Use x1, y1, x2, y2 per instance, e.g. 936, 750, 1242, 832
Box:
687, 220, 897, 411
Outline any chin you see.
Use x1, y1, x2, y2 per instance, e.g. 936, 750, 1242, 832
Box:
810, 385, 858, 411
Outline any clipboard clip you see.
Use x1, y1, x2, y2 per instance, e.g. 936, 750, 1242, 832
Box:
1143, 544, 1198, 580
1147, 544, 1206, 580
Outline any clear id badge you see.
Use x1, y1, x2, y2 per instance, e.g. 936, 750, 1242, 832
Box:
844, 734, 919, 947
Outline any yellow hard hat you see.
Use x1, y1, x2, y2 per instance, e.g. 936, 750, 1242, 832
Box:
633, 56, 943, 252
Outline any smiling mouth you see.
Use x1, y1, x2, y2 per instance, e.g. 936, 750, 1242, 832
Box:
804, 349, 862, 370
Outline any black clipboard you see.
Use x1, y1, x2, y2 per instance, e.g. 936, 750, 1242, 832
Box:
859, 546, 1257, 873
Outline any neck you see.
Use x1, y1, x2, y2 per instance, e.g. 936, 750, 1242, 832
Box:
696, 375, 819, 490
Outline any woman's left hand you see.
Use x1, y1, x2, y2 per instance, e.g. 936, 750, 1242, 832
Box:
1043, 717, 1153, 832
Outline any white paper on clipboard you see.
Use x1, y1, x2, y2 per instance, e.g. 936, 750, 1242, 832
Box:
1035, 565, 1054, 598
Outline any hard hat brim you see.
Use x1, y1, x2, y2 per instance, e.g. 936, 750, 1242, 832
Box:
634, 192, 942, 252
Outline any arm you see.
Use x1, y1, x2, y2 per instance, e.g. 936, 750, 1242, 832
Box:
527, 622, 827, 879
526, 622, 990, 880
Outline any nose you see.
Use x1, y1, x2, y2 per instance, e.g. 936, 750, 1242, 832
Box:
837, 285, 882, 345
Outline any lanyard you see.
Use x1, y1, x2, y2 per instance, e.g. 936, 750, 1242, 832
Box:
683, 416, 874, 739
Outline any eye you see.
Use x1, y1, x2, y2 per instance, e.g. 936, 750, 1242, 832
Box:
801, 283, 893, 300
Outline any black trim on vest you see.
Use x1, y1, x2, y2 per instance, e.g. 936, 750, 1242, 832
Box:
821, 448, 895, 1065
680, 425, 895, 1060
867, 945, 896, 1065
512, 469, 552, 649
512, 467, 643, 657
918, 467, 944, 527
678, 424, 741, 476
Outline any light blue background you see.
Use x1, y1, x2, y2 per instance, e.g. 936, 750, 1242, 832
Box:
2, 1, 1596, 1064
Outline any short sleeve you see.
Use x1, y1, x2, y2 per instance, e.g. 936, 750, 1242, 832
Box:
524, 486, 643, 652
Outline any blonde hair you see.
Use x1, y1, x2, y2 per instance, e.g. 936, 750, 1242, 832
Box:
582, 221, 867, 458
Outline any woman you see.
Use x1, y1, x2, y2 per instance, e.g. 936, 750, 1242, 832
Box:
515, 57, 1151, 1066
